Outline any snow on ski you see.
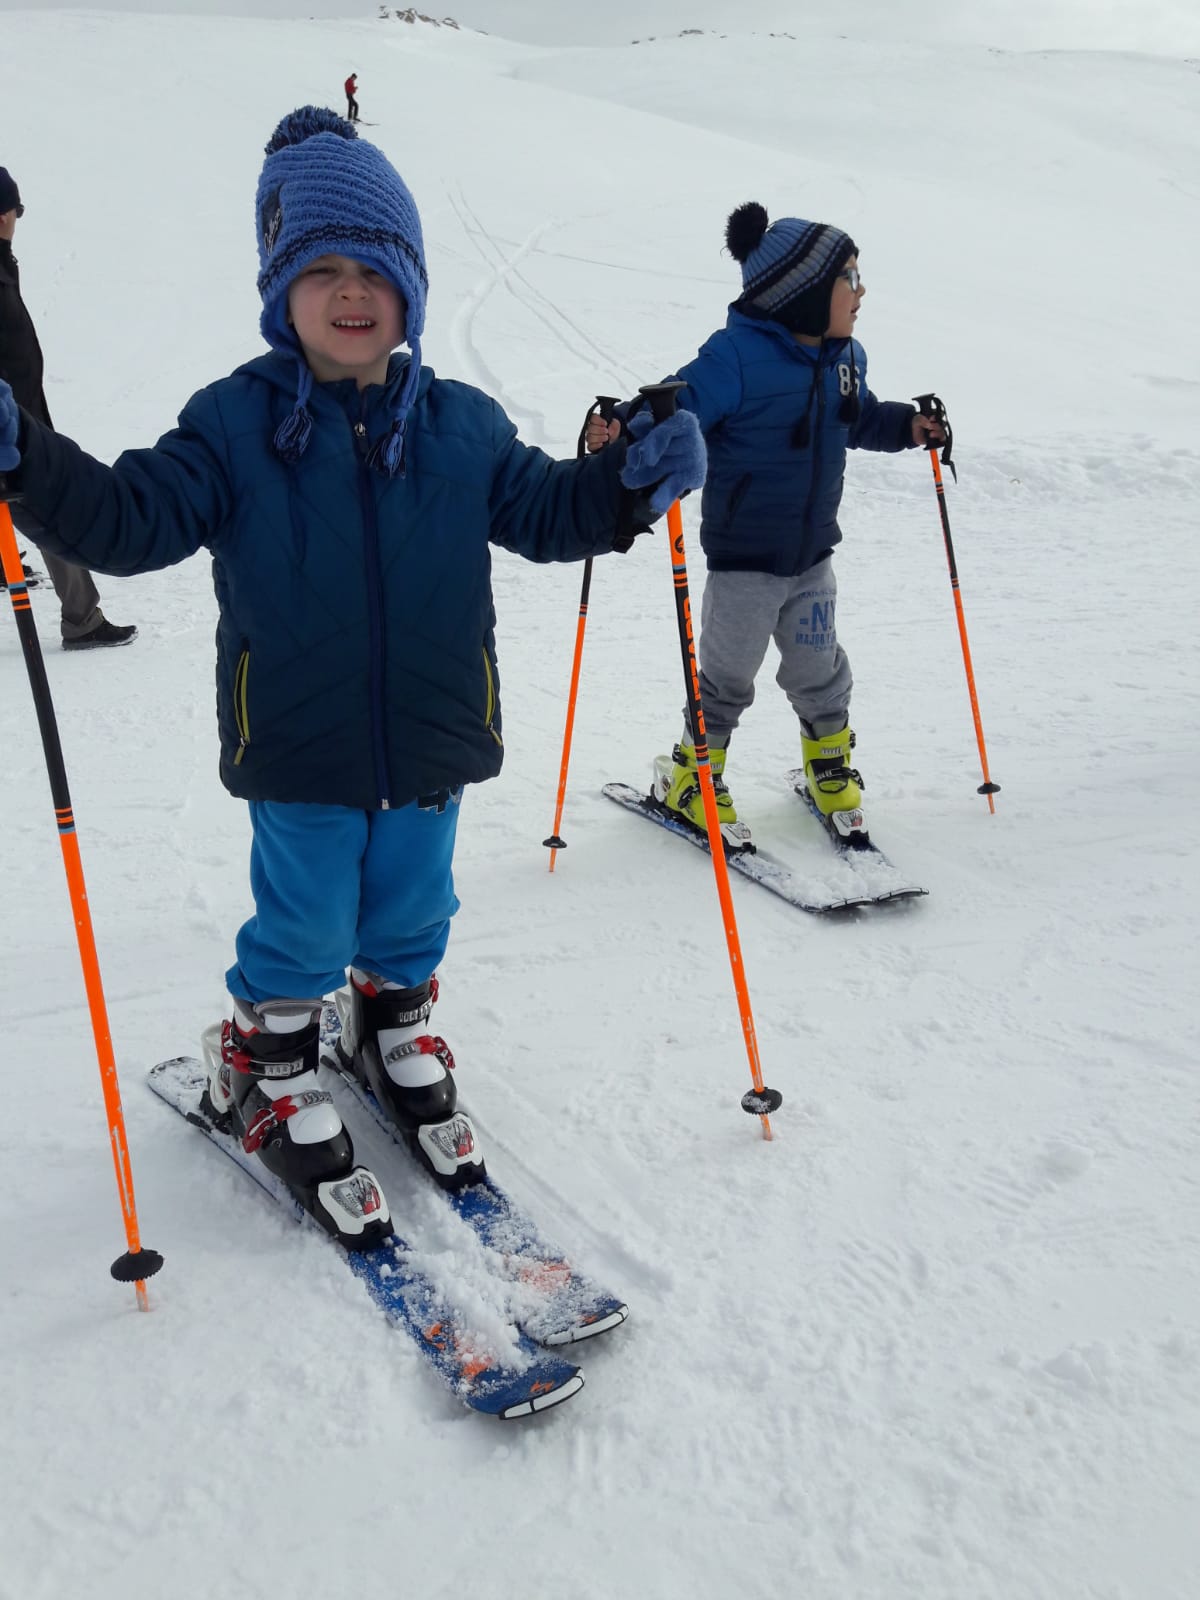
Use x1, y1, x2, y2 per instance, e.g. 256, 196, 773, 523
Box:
147, 1057, 585, 1418
786, 769, 929, 903
319, 995, 629, 1348
602, 780, 926, 912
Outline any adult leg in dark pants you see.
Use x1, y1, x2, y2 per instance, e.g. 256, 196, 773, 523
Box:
46, 552, 137, 649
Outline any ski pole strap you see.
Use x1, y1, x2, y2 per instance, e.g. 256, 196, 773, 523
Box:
913, 391, 956, 482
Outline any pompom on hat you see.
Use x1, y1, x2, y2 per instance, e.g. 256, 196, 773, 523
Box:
255, 107, 428, 475
726, 201, 856, 338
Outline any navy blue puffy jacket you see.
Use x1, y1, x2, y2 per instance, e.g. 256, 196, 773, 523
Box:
673, 309, 916, 576
12, 352, 634, 810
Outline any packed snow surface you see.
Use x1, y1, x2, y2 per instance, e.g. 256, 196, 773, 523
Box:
1, 5, 1198, 1597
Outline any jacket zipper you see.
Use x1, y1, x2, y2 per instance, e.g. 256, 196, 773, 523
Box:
482, 647, 503, 747
232, 645, 251, 765
798, 346, 827, 538
353, 404, 393, 808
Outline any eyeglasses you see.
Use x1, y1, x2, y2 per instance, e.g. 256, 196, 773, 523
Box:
838, 267, 861, 292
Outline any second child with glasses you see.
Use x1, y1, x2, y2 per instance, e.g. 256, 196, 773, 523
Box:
589, 202, 944, 849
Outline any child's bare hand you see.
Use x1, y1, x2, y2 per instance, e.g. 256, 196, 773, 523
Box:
911, 414, 946, 448
585, 416, 621, 453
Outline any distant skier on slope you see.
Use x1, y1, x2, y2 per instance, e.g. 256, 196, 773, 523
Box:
0, 108, 703, 1249
588, 202, 944, 850
344, 71, 359, 122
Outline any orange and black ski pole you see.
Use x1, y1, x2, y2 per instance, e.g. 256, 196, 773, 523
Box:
639, 382, 781, 1139
544, 395, 621, 871
0, 499, 163, 1308
913, 394, 1000, 814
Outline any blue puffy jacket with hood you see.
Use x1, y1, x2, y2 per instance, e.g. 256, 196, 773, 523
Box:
671, 307, 916, 577
10, 351, 639, 811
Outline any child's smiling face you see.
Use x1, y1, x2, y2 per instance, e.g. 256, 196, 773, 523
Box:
825, 255, 864, 339
287, 254, 406, 387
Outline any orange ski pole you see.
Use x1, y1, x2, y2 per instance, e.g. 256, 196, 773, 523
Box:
914, 394, 1000, 814
0, 501, 163, 1307
544, 396, 621, 871
640, 383, 780, 1140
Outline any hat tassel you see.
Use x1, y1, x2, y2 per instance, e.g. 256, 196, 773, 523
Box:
273, 401, 314, 464
366, 417, 407, 478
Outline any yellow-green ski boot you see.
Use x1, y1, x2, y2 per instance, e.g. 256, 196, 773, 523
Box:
652, 742, 754, 853
799, 721, 868, 847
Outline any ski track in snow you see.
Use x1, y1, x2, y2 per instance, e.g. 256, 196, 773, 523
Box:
445, 184, 638, 441
2, 8, 1200, 1600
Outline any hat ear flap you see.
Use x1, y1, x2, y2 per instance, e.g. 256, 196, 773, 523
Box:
726, 201, 770, 263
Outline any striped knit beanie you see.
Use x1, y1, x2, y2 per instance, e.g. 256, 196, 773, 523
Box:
726, 202, 856, 338
255, 106, 428, 475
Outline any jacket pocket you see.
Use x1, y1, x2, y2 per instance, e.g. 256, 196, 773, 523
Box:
232, 645, 251, 766
482, 646, 503, 748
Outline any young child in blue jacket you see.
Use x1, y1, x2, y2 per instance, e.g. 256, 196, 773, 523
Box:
0, 108, 704, 1247
590, 202, 943, 850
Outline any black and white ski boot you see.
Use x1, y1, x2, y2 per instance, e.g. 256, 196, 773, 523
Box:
202, 1001, 391, 1250
334, 972, 486, 1192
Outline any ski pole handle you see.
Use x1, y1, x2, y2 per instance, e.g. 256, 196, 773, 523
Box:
576, 394, 622, 458
638, 380, 686, 424
912, 391, 947, 437
913, 391, 956, 480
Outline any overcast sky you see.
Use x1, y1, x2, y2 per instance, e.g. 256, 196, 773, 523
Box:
0, 1, 1197, 54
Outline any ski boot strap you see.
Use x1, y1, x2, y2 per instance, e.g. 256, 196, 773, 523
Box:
220, 1017, 317, 1080
353, 972, 439, 1029
240, 1088, 335, 1154
382, 1034, 456, 1075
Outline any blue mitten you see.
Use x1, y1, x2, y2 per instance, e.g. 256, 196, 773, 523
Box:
620, 408, 706, 514
0, 378, 19, 473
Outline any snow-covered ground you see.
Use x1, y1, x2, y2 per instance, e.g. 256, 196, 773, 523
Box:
2, 6, 1199, 1598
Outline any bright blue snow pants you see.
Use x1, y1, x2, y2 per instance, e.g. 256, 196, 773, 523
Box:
227, 795, 462, 1005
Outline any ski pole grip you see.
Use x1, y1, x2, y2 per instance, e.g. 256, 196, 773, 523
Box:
638, 380, 686, 424
913, 391, 950, 441
913, 391, 948, 433
595, 394, 620, 423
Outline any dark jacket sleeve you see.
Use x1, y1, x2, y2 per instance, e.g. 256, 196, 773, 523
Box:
486, 400, 650, 561
8, 386, 233, 575
849, 386, 916, 453
0, 263, 51, 425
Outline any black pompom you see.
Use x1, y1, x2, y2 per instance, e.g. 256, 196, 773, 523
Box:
264, 106, 358, 157
725, 201, 770, 263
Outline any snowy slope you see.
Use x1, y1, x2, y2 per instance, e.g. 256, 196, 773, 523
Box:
2, 7, 1199, 1600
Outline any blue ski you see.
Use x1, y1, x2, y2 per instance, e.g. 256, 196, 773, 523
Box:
147, 1056, 584, 1418
319, 998, 629, 1348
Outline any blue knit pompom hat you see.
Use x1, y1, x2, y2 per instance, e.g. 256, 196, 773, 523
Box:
255, 106, 428, 475
726, 202, 856, 338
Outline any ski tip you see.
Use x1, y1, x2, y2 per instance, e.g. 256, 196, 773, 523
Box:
496, 1370, 585, 1419
540, 1303, 629, 1346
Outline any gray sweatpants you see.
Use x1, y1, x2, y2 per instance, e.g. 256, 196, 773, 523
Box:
683, 558, 853, 747
44, 552, 103, 640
